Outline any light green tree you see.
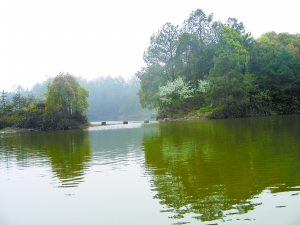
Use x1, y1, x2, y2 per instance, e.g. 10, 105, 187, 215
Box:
45, 72, 89, 115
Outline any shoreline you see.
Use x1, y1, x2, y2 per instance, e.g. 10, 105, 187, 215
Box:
0, 123, 91, 134
2, 113, 299, 133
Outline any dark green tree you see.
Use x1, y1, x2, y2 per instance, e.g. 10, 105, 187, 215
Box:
183, 9, 215, 44
143, 22, 180, 81
136, 65, 167, 110
203, 26, 255, 116
248, 32, 300, 114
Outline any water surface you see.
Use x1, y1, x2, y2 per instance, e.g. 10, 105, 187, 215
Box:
0, 115, 300, 224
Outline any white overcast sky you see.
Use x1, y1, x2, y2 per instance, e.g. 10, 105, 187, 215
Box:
0, 0, 299, 92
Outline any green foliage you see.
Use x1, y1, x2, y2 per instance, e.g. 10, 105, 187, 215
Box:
204, 73, 255, 117
0, 103, 88, 131
45, 72, 89, 115
137, 8, 300, 118
157, 77, 197, 118
5, 102, 14, 112
0, 90, 8, 112
158, 77, 194, 107
197, 80, 210, 93
248, 32, 300, 114
143, 23, 180, 81
4, 74, 151, 122
0, 111, 21, 129
0, 73, 90, 130
137, 65, 168, 110
183, 9, 218, 44
202, 27, 255, 116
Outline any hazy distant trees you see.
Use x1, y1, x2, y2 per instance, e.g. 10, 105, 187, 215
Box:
0, 90, 8, 112
81, 76, 151, 121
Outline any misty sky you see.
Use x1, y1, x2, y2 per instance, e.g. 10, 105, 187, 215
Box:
0, 0, 299, 92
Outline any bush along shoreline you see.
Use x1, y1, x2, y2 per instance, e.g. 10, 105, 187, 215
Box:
0, 110, 89, 133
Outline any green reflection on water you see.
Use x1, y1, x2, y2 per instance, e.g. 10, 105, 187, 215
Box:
0, 130, 91, 187
1, 116, 299, 223
44, 130, 91, 187
142, 115, 300, 221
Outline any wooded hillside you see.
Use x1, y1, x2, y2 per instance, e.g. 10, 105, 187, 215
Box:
136, 9, 300, 118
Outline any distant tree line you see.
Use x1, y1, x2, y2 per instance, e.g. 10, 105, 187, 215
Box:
136, 9, 300, 118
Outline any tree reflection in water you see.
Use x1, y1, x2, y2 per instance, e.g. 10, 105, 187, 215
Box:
44, 130, 91, 187
0, 130, 91, 187
142, 116, 300, 222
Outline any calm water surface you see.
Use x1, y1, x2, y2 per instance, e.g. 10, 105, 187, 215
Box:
0, 116, 300, 225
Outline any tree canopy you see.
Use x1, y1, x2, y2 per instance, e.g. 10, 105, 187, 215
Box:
0, 73, 90, 130
45, 72, 89, 115
136, 9, 300, 118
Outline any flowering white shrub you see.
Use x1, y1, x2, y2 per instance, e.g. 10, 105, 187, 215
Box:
158, 77, 194, 106
197, 80, 210, 93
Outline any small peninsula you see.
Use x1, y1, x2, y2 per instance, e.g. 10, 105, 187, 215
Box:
0, 72, 89, 132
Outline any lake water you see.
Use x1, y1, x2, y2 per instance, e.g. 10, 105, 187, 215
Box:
0, 115, 300, 225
